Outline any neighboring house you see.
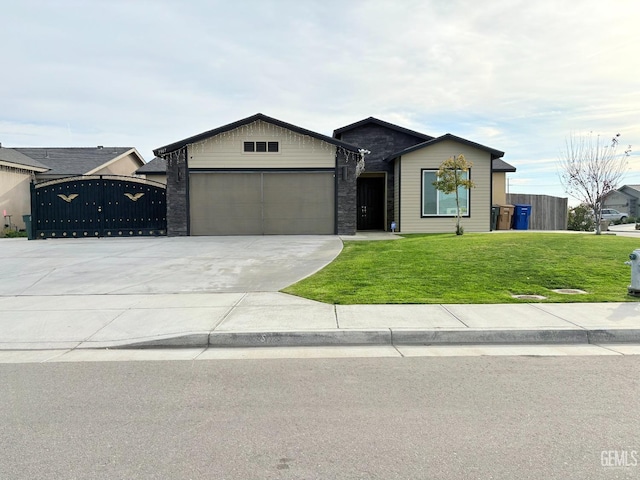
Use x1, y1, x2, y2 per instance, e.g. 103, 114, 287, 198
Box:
0, 146, 145, 230
136, 157, 167, 184
155, 113, 515, 236
0, 147, 49, 230
603, 185, 640, 218
491, 158, 517, 205
14, 147, 145, 181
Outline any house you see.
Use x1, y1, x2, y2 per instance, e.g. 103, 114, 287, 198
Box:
603, 185, 640, 218
154, 113, 362, 236
154, 113, 515, 236
0, 146, 145, 230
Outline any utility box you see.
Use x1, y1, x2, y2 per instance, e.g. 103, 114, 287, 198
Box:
625, 249, 640, 296
496, 205, 515, 230
513, 204, 531, 230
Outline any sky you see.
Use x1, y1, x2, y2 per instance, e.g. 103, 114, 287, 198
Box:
2, 0, 639, 202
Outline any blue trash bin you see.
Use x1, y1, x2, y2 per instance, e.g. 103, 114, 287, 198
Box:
513, 204, 531, 230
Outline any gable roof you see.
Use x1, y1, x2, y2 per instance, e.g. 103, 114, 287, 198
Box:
492, 158, 516, 172
333, 117, 434, 141
136, 156, 167, 174
0, 147, 50, 172
619, 184, 640, 197
386, 133, 505, 161
13, 147, 142, 176
154, 113, 362, 156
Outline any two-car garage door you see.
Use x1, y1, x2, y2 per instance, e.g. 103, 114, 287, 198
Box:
189, 172, 335, 235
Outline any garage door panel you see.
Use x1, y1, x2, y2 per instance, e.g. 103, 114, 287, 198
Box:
263, 172, 334, 234
189, 171, 334, 235
190, 173, 262, 235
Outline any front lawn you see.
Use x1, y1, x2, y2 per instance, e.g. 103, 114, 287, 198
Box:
282, 233, 640, 304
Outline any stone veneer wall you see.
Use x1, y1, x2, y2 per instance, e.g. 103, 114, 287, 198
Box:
164, 147, 188, 236
337, 124, 426, 228
336, 149, 357, 235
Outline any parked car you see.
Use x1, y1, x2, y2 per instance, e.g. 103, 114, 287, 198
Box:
600, 208, 628, 223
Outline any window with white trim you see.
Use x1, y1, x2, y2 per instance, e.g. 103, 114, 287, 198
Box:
243, 141, 279, 153
422, 169, 470, 216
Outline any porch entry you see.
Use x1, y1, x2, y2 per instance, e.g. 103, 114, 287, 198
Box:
357, 175, 385, 230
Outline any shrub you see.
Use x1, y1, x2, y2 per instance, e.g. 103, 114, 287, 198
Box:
567, 205, 596, 231
1, 229, 27, 238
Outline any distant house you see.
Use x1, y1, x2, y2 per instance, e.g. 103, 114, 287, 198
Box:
0, 146, 144, 230
0, 147, 49, 231
153, 113, 516, 236
603, 185, 640, 218
136, 157, 167, 184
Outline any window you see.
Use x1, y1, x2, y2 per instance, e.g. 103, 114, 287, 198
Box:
243, 141, 279, 153
422, 169, 470, 216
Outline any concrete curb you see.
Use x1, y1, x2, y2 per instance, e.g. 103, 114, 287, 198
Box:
391, 329, 589, 345
104, 333, 210, 349
6, 328, 640, 351
208, 329, 391, 348
587, 329, 640, 344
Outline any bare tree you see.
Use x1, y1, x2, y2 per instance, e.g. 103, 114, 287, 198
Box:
559, 132, 631, 234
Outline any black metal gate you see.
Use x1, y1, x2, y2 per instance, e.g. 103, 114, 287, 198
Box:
30, 176, 167, 239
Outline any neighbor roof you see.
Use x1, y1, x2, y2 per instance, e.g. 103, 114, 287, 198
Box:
0, 147, 50, 171
492, 158, 516, 172
386, 133, 505, 161
620, 184, 640, 196
333, 117, 434, 141
136, 156, 167, 174
13, 147, 137, 176
154, 113, 362, 156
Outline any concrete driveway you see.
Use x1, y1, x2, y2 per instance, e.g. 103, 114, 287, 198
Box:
0, 236, 343, 296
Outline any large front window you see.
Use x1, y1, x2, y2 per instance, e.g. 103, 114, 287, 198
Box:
422, 170, 470, 216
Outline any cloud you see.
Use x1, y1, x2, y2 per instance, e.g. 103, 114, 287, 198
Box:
1, 0, 639, 178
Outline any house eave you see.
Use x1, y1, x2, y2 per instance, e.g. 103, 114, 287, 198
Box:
0, 159, 49, 173
154, 113, 362, 157
84, 148, 145, 175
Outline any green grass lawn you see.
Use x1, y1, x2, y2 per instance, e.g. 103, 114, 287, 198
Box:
282, 233, 640, 304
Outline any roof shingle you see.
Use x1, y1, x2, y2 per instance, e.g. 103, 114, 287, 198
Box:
13, 147, 133, 176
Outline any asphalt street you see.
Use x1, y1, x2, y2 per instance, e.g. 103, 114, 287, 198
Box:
2, 356, 639, 479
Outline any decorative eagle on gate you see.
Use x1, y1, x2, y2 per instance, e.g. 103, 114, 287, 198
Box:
57, 193, 79, 203
124, 192, 145, 202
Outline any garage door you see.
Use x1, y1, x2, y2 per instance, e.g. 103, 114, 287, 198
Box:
189, 172, 335, 235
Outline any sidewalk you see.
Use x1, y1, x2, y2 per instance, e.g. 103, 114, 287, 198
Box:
1, 230, 638, 351
1, 291, 639, 350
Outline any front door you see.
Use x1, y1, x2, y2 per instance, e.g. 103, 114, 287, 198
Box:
357, 177, 385, 230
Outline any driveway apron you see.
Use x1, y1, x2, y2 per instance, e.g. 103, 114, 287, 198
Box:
0, 236, 343, 295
